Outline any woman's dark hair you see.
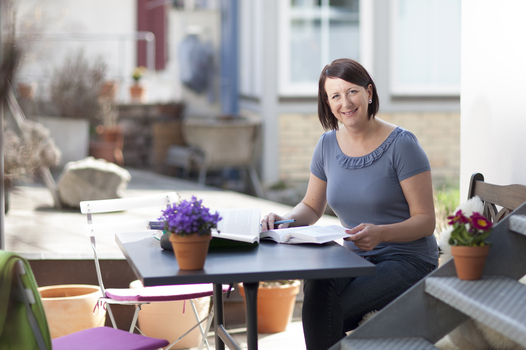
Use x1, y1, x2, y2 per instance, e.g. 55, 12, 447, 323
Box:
318, 58, 379, 131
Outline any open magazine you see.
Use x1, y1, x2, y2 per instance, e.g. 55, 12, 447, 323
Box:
150, 208, 349, 244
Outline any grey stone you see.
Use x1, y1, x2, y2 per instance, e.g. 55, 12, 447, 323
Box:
57, 157, 131, 208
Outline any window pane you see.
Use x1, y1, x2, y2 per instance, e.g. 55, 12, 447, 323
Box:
288, 0, 359, 86
290, 18, 322, 82
394, 0, 460, 93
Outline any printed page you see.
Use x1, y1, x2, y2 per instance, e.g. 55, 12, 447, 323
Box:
261, 225, 348, 244
212, 208, 261, 243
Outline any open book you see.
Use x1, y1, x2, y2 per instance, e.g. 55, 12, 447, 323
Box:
151, 208, 349, 244
211, 208, 349, 244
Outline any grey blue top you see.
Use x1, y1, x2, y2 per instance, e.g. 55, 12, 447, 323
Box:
310, 127, 438, 266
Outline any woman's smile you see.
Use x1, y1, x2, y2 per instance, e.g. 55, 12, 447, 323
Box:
325, 77, 372, 128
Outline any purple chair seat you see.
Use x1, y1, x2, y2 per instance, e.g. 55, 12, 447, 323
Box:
52, 326, 169, 350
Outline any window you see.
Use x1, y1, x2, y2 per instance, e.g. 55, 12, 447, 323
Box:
390, 0, 461, 95
137, 0, 167, 70
279, 0, 360, 96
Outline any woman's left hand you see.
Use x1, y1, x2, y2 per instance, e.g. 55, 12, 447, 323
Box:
344, 223, 383, 251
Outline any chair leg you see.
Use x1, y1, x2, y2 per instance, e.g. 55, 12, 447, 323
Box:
198, 166, 207, 185
190, 299, 213, 350
129, 304, 141, 333
249, 165, 265, 198
106, 304, 119, 329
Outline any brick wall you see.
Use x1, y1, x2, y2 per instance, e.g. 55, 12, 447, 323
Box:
277, 112, 460, 187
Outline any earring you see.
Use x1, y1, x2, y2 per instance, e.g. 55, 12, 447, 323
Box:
368, 99, 372, 104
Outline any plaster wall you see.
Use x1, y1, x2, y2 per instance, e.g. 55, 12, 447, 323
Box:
460, 0, 526, 198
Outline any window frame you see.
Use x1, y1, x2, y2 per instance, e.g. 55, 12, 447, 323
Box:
278, 0, 370, 97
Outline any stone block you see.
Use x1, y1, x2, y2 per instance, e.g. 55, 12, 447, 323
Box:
57, 157, 131, 208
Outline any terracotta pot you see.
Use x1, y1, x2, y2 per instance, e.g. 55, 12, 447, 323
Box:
238, 280, 301, 333
129, 84, 147, 103
130, 280, 211, 349
169, 233, 211, 270
100, 81, 119, 101
451, 245, 490, 280
38, 284, 105, 339
18, 82, 37, 100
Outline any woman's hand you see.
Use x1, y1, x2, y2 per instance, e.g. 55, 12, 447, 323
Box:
261, 213, 292, 231
345, 223, 384, 251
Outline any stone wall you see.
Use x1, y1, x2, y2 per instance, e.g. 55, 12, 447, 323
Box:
277, 112, 461, 188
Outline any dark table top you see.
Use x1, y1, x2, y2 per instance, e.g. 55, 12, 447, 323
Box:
116, 232, 376, 286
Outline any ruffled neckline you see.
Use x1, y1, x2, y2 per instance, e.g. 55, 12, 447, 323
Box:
335, 127, 403, 169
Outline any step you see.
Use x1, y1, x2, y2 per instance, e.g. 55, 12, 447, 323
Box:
425, 276, 526, 345
339, 337, 438, 350
509, 215, 526, 236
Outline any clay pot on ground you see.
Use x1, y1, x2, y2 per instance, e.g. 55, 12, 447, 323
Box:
130, 280, 211, 349
38, 284, 106, 339
238, 280, 301, 333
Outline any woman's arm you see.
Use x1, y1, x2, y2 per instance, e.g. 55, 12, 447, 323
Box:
261, 173, 328, 230
346, 170, 435, 251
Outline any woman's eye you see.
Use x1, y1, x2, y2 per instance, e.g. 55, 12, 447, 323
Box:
332, 95, 339, 99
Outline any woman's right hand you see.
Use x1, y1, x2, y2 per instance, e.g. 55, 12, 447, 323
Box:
261, 213, 291, 231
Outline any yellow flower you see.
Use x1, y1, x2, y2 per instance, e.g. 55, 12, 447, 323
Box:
132, 66, 147, 82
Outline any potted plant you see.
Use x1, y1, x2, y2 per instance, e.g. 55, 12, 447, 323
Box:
40, 50, 107, 167
238, 279, 301, 333
130, 66, 147, 103
89, 98, 124, 165
448, 209, 493, 280
158, 196, 222, 270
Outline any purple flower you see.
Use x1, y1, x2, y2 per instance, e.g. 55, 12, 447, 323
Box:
159, 196, 222, 236
447, 209, 469, 226
470, 212, 493, 231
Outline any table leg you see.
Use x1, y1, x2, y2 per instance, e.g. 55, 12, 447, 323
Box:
214, 284, 241, 350
214, 283, 225, 350
243, 282, 259, 350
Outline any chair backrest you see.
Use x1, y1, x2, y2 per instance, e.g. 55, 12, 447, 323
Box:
79, 192, 179, 294
468, 173, 526, 222
1, 250, 52, 350
183, 118, 261, 167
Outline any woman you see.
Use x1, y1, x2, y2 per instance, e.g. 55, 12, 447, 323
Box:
261, 58, 438, 350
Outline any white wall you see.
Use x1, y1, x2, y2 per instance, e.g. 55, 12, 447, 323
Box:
460, 1, 526, 198
13, 0, 221, 108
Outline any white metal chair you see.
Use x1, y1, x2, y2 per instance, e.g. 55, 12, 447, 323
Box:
79, 192, 229, 350
3, 250, 169, 350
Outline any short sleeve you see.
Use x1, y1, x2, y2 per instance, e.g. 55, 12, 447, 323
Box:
393, 131, 431, 182
310, 133, 328, 182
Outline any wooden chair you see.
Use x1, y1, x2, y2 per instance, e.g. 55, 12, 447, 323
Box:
468, 172, 526, 222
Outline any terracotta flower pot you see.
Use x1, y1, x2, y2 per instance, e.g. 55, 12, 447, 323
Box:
451, 245, 490, 280
130, 84, 147, 103
130, 280, 211, 349
100, 81, 119, 101
169, 233, 211, 270
238, 280, 301, 333
38, 284, 105, 339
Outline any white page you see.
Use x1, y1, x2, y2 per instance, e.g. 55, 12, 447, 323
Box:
212, 208, 261, 243
261, 225, 348, 244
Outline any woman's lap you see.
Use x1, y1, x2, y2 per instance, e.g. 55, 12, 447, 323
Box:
302, 254, 436, 350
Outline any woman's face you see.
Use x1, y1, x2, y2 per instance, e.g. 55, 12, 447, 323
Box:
325, 78, 372, 129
